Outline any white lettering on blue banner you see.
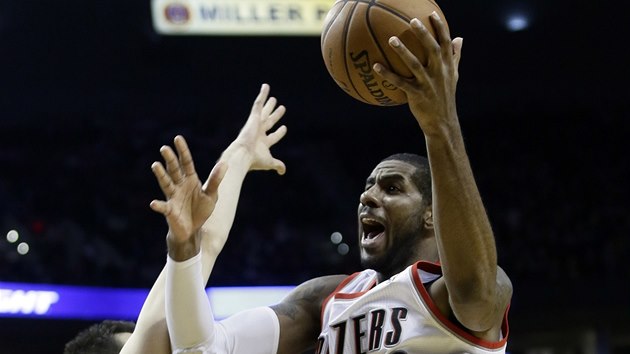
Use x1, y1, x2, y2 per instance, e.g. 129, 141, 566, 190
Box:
0, 289, 59, 315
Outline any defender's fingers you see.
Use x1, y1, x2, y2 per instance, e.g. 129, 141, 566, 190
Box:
267, 105, 286, 129
271, 158, 286, 176
151, 161, 176, 197
173, 135, 197, 178
267, 125, 287, 146
149, 199, 170, 216
262, 96, 278, 119
251, 83, 271, 113
160, 145, 184, 183
202, 161, 228, 195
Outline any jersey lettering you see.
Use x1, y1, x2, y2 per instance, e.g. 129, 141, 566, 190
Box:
351, 314, 366, 354
322, 306, 409, 353
385, 307, 408, 345
331, 320, 347, 354
368, 309, 386, 350
316, 335, 328, 354
318, 265, 507, 353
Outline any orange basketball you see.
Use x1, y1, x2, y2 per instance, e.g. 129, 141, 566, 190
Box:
321, 0, 448, 106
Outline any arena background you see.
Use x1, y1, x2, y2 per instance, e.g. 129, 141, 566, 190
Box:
1, 0, 629, 352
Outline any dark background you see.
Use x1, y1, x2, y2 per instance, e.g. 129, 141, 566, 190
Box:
1, 0, 629, 353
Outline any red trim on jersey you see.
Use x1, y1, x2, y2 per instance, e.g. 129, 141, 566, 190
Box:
411, 261, 510, 350
334, 278, 377, 300
319, 271, 379, 325
334, 291, 365, 299
320, 272, 361, 325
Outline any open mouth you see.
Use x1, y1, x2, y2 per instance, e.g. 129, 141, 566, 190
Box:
361, 217, 385, 240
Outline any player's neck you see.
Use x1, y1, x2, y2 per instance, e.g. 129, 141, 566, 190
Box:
378, 237, 438, 281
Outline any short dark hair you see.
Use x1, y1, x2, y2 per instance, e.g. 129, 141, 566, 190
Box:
381, 153, 432, 205
64, 320, 136, 354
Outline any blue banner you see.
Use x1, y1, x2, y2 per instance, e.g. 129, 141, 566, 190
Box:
0, 281, 293, 320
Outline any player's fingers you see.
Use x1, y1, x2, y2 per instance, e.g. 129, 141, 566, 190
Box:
429, 11, 452, 46
388, 35, 427, 80
160, 145, 184, 184
373, 62, 414, 93
428, 12, 453, 64
202, 161, 228, 196
173, 135, 197, 178
151, 161, 176, 197
452, 37, 463, 71
267, 125, 287, 146
407, 18, 440, 67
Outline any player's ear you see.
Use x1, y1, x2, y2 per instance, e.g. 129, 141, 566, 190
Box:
423, 208, 433, 229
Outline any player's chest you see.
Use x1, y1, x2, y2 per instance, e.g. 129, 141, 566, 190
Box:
316, 283, 431, 353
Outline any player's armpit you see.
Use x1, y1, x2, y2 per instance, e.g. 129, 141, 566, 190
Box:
271, 275, 347, 354
434, 266, 512, 342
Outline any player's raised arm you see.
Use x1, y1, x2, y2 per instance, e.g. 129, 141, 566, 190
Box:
147, 86, 345, 354
373, 13, 512, 338
155, 100, 343, 354
153, 135, 224, 353
199, 83, 287, 263
120, 84, 288, 354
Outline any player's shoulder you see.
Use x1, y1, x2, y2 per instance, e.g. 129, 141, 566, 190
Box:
276, 275, 346, 314
271, 275, 347, 329
287, 274, 349, 302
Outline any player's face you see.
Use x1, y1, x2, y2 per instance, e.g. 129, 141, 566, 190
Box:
357, 160, 428, 276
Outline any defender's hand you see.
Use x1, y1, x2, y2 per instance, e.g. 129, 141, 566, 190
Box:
150, 135, 227, 260
226, 83, 287, 174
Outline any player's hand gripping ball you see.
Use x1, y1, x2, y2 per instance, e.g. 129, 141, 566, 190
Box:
321, 0, 448, 106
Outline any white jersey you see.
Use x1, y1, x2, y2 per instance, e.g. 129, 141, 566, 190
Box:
315, 261, 509, 354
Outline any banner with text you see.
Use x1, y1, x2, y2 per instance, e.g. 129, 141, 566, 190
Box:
151, 0, 334, 36
0, 281, 293, 320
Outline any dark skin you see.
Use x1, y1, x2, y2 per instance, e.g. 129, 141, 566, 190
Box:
357, 160, 436, 279
270, 159, 436, 353
270, 160, 510, 353
165, 12, 512, 354
270, 13, 512, 352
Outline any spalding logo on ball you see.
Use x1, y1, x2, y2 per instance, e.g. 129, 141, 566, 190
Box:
321, 0, 448, 106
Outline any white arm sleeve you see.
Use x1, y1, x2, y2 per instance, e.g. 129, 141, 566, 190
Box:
166, 252, 280, 354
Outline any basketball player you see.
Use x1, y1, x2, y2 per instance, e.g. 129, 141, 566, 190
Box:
119, 83, 289, 354
63, 320, 135, 354
156, 12, 512, 354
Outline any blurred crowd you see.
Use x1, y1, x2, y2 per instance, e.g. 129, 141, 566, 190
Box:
1, 110, 629, 313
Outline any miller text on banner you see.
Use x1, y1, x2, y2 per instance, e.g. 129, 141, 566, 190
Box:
151, 0, 335, 36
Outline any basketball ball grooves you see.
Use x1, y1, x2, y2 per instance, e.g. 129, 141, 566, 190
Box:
342, 1, 370, 104
320, 1, 344, 47
374, 2, 412, 23
321, 0, 446, 105
366, 3, 404, 78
